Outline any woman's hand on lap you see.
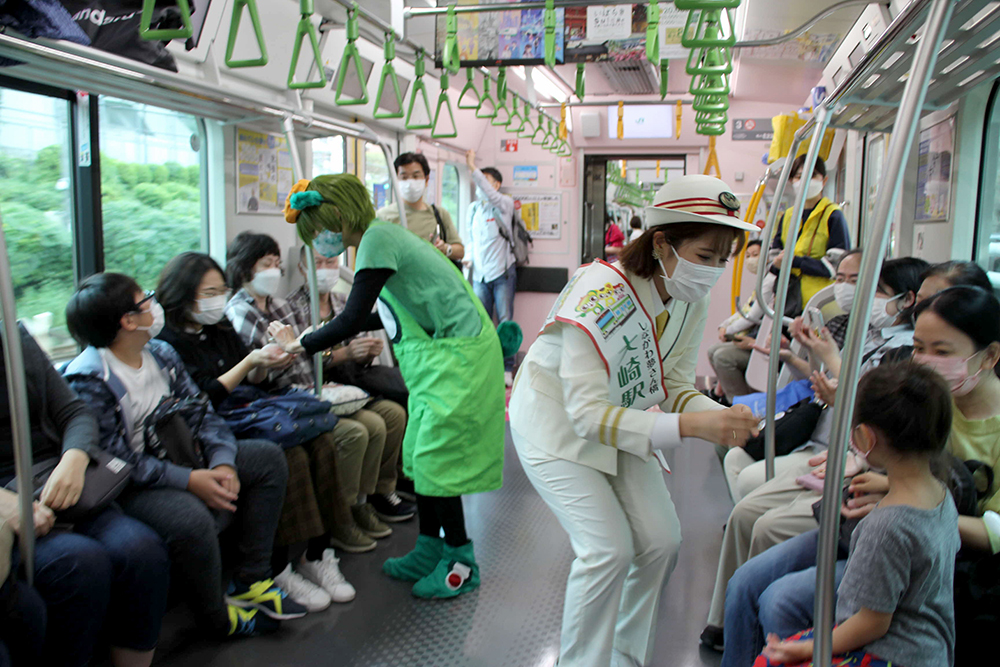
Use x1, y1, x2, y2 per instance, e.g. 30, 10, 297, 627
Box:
40, 448, 89, 510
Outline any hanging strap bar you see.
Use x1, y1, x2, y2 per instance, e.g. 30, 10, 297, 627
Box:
406, 49, 433, 130
458, 68, 482, 109
812, 1, 953, 665
763, 108, 830, 482
432, 74, 459, 138
225, 0, 269, 68
140, 0, 193, 40
374, 31, 405, 119
0, 212, 35, 585
335, 5, 369, 105
443, 6, 461, 75
477, 74, 498, 119
576, 62, 585, 100
544, 0, 558, 67
674, 0, 741, 8
646, 2, 660, 64
288, 0, 327, 89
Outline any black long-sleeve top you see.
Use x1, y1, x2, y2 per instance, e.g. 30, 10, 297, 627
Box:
300, 269, 391, 356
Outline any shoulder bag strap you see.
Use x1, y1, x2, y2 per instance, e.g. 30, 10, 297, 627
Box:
430, 204, 446, 242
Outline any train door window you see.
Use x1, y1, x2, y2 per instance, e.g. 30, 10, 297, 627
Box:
0, 87, 76, 358
976, 81, 1000, 284
364, 142, 392, 210
441, 163, 460, 230
312, 134, 346, 176
98, 98, 203, 291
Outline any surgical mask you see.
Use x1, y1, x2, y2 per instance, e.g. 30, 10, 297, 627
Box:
315, 268, 339, 294
135, 300, 165, 338
399, 179, 426, 204
314, 231, 345, 259
745, 256, 759, 275
870, 293, 903, 330
658, 246, 726, 303
833, 282, 856, 313
251, 268, 281, 297
913, 352, 985, 397
793, 176, 824, 200
189, 295, 227, 325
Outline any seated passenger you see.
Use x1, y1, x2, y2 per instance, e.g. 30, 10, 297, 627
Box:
223, 232, 409, 546
628, 215, 643, 243
63, 273, 304, 638
156, 252, 357, 611
720, 285, 1000, 667
376, 152, 465, 262
916, 259, 991, 303
702, 257, 929, 648
756, 362, 960, 667
0, 325, 169, 666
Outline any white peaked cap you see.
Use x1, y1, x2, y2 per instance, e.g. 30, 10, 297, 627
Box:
645, 175, 758, 232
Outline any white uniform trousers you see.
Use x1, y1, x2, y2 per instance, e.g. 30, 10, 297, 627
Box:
512, 430, 681, 667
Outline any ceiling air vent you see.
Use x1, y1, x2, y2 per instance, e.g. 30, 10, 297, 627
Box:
597, 60, 658, 95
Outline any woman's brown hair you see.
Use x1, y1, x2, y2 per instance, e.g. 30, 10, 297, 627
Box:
619, 222, 746, 279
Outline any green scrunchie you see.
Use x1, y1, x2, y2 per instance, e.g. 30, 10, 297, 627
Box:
290, 190, 326, 210
497, 321, 523, 360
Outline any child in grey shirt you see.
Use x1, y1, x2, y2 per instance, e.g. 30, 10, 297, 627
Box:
760, 362, 961, 667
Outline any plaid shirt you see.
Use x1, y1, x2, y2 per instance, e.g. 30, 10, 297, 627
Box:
224, 288, 314, 388
286, 285, 362, 349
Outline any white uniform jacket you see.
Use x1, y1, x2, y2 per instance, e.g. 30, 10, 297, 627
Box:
509, 263, 723, 476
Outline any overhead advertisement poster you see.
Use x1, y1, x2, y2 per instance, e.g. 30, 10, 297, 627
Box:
914, 117, 955, 222
236, 128, 293, 215
512, 192, 562, 240
436, 2, 684, 66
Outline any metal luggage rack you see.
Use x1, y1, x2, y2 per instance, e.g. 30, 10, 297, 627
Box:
824, 0, 1000, 133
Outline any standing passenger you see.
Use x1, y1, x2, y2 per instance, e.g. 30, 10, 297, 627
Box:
509, 175, 761, 667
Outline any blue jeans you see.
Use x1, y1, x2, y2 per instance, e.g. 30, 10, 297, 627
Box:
0, 569, 45, 666
32, 506, 171, 666
721, 530, 847, 667
474, 264, 517, 369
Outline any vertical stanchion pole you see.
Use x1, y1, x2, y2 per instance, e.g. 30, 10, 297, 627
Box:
0, 210, 35, 584
380, 141, 407, 230
282, 116, 323, 396
813, 1, 953, 665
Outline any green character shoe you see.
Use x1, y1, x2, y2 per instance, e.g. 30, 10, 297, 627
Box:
383, 534, 444, 582
411, 541, 480, 599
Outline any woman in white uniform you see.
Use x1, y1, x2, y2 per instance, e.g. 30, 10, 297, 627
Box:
509, 175, 761, 667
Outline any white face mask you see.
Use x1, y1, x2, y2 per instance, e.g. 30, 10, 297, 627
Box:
399, 179, 426, 204
315, 268, 339, 294
135, 300, 165, 339
833, 282, 856, 313
870, 293, 904, 330
658, 246, 726, 303
190, 294, 227, 325
792, 176, 824, 200
251, 268, 281, 297
745, 256, 759, 275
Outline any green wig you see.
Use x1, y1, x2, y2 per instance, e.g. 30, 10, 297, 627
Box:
295, 173, 376, 245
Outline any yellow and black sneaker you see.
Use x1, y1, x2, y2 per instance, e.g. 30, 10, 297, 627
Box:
226, 578, 308, 620
226, 605, 280, 637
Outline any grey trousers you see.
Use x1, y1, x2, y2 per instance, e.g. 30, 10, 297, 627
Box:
707, 343, 754, 402
118, 439, 288, 633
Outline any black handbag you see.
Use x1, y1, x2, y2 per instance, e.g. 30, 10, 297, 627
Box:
4, 449, 133, 522
143, 395, 209, 469
742, 398, 824, 462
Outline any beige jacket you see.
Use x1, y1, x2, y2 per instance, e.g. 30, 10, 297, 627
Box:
509, 263, 722, 475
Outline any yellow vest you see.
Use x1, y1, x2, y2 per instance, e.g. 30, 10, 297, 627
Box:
781, 198, 839, 305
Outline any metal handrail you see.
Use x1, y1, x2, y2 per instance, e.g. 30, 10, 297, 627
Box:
0, 211, 35, 585
811, 1, 954, 664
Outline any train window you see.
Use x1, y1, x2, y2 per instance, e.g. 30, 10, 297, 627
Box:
98, 98, 203, 291
0, 88, 76, 359
364, 142, 392, 209
311, 134, 346, 176
441, 163, 460, 229
977, 82, 1000, 283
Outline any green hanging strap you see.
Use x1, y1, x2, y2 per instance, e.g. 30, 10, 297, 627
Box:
477, 75, 497, 119
507, 97, 526, 133
496, 67, 507, 100
405, 49, 433, 130
660, 60, 669, 99
576, 63, 585, 100
696, 122, 726, 136
542, 118, 556, 149
491, 87, 511, 126
692, 93, 729, 113
443, 5, 461, 75
225, 0, 268, 67
517, 100, 536, 139
689, 72, 729, 97
374, 32, 405, 119
458, 68, 482, 110
140, 0, 193, 40
543, 0, 558, 68
531, 112, 548, 145
674, 0, 742, 9
335, 5, 369, 104
696, 110, 728, 124
432, 74, 459, 138
686, 45, 733, 75
288, 0, 327, 89
682, 9, 735, 48
646, 2, 660, 65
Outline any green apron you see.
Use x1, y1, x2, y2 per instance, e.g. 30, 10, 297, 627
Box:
379, 282, 506, 497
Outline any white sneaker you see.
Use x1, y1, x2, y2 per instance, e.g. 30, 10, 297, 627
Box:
504, 371, 514, 387
274, 564, 331, 612
299, 549, 356, 603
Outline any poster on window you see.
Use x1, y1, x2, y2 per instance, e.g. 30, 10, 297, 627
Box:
914, 118, 954, 222
512, 192, 562, 240
236, 128, 293, 215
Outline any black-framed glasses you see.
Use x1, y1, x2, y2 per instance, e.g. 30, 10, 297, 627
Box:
131, 290, 155, 312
